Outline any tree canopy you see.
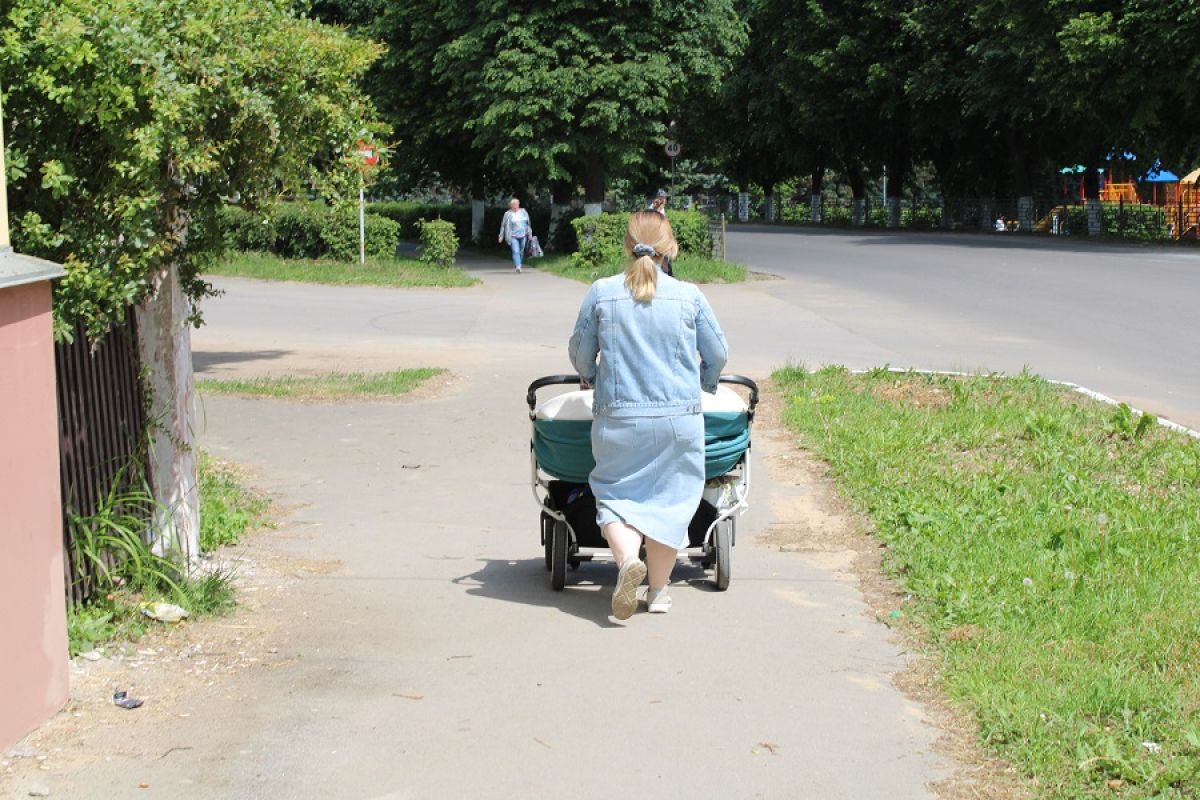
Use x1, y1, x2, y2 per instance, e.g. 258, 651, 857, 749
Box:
1, 0, 383, 338
370, 0, 746, 202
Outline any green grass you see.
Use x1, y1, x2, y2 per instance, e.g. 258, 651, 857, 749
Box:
536, 253, 748, 284
199, 452, 272, 550
196, 367, 444, 401
774, 366, 1200, 799
208, 251, 477, 287
66, 454, 270, 656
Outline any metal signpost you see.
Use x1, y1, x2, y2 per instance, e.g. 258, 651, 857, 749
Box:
665, 140, 682, 200
355, 142, 379, 264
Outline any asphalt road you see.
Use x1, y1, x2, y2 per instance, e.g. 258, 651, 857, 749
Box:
727, 226, 1200, 429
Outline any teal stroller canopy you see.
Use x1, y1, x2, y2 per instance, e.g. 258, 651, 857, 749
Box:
533, 386, 751, 483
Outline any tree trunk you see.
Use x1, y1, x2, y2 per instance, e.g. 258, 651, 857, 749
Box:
886, 136, 908, 229
737, 192, 750, 223
470, 197, 485, 244
846, 165, 866, 226
762, 180, 776, 222
809, 167, 825, 224
549, 180, 572, 247
136, 169, 199, 564
583, 158, 605, 216
136, 261, 199, 564
1083, 159, 1103, 235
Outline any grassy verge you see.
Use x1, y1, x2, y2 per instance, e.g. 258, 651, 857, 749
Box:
196, 367, 444, 401
775, 366, 1200, 798
66, 453, 272, 656
536, 253, 747, 284
208, 251, 477, 288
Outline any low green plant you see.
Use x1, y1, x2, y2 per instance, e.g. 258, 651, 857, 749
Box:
370, 201, 473, 240
199, 452, 272, 550
64, 454, 264, 655
775, 367, 1200, 799
68, 472, 183, 600
418, 218, 459, 268
220, 202, 401, 261
197, 367, 445, 401
570, 210, 714, 271
207, 252, 477, 287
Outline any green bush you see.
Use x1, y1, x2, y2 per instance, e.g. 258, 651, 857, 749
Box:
371, 202, 472, 242
668, 210, 714, 257
419, 218, 459, 267
322, 210, 401, 261
550, 208, 584, 253
219, 205, 276, 251
571, 212, 631, 269
221, 202, 399, 260
570, 210, 713, 270
273, 203, 330, 258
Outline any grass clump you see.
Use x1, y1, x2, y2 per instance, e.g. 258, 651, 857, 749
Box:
199, 452, 272, 550
196, 367, 444, 401
537, 253, 747, 284
208, 251, 477, 287
66, 454, 269, 656
774, 365, 1200, 798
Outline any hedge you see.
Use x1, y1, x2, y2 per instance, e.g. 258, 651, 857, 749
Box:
570, 210, 713, 270
370, 202, 473, 242
220, 203, 401, 261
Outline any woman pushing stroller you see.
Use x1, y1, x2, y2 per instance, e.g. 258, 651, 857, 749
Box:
568, 211, 728, 620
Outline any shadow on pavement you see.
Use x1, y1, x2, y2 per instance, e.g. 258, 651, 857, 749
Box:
194, 349, 293, 373
453, 557, 716, 628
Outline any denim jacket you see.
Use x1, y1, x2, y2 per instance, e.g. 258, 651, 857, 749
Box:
568, 272, 728, 418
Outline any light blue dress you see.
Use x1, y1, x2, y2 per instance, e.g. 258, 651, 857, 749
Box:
568, 270, 728, 550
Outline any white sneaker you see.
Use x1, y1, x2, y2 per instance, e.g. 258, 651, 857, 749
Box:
646, 586, 672, 614
612, 558, 646, 620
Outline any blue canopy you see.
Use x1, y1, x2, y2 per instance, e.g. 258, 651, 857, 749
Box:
1142, 160, 1179, 182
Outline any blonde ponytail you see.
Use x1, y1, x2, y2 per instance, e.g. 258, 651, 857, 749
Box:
623, 210, 679, 303
625, 255, 658, 302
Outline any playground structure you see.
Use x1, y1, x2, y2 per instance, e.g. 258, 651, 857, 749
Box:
1173, 168, 1200, 240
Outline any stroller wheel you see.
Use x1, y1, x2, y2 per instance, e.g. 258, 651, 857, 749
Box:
550, 520, 569, 591
713, 519, 732, 591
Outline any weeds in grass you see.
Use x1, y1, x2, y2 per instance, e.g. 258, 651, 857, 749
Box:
196, 367, 444, 401
66, 454, 269, 655
208, 251, 477, 287
775, 366, 1200, 798
199, 452, 272, 550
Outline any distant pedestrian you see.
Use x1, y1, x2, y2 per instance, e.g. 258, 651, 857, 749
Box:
498, 198, 532, 273
648, 188, 668, 216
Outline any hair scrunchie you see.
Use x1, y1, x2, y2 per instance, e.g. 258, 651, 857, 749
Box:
632, 243, 656, 258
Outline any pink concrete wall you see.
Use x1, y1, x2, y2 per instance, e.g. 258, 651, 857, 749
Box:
0, 280, 69, 750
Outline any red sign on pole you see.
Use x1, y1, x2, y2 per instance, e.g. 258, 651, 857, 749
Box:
356, 141, 379, 166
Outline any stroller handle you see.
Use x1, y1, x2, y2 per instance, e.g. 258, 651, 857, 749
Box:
526, 374, 759, 418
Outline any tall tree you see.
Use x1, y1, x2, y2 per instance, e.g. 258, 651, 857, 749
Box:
373, 0, 746, 213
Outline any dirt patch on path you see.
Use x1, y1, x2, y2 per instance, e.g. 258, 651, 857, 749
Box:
0, 514, 337, 800
754, 381, 1028, 800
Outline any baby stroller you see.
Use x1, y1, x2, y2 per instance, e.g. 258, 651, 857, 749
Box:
526, 375, 758, 591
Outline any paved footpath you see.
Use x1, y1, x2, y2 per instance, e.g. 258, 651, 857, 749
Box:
21, 258, 952, 798
194, 261, 947, 798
